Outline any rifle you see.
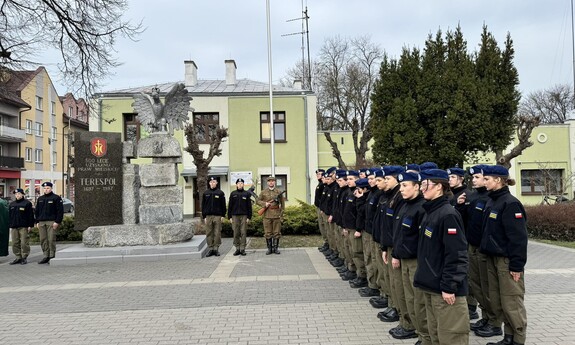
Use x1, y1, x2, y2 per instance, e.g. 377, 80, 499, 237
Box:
257, 190, 286, 216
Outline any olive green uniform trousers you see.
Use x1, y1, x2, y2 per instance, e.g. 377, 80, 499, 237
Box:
423, 291, 469, 345
11, 227, 30, 259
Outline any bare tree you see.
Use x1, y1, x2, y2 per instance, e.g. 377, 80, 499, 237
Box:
496, 113, 541, 168
183, 124, 229, 199
283, 36, 381, 168
520, 84, 573, 124
0, 0, 142, 98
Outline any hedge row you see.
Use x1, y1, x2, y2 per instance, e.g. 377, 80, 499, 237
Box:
29, 200, 321, 242
525, 203, 575, 241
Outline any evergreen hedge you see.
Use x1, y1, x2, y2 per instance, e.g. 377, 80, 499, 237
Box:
525, 203, 575, 241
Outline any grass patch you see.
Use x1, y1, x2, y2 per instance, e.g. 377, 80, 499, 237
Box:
533, 239, 575, 249
247, 235, 323, 249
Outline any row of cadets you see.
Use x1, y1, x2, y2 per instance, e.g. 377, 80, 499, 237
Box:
314, 168, 327, 251
318, 167, 337, 258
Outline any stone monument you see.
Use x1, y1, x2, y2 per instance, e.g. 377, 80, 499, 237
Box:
51, 84, 206, 265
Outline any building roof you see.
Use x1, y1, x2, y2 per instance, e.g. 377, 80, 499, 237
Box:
0, 69, 39, 108
97, 78, 312, 97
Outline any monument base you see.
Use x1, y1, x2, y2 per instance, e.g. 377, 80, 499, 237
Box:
49, 235, 207, 266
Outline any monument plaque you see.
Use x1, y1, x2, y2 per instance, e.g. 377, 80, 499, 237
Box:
74, 132, 123, 230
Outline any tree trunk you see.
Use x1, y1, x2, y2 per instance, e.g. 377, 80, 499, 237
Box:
323, 132, 348, 169
495, 115, 540, 168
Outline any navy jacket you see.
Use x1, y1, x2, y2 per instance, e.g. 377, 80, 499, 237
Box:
314, 180, 324, 207
414, 196, 468, 296
9, 198, 35, 228
378, 184, 405, 250
35, 192, 64, 223
456, 187, 490, 247
355, 192, 369, 232
372, 192, 389, 244
202, 188, 226, 218
227, 189, 252, 219
479, 186, 528, 272
342, 187, 358, 230
392, 194, 426, 259
364, 187, 381, 235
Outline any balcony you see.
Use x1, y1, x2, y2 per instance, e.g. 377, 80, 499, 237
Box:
0, 125, 26, 142
0, 156, 24, 169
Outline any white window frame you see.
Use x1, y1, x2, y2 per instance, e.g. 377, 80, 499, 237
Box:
51, 127, 57, 140
36, 96, 43, 110
50, 101, 56, 115
52, 151, 57, 166
25, 147, 32, 162
35, 149, 43, 163
35, 122, 43, 137
25, 120, 33, 134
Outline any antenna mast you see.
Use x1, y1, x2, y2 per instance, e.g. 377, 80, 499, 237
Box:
282, 3, 312, 90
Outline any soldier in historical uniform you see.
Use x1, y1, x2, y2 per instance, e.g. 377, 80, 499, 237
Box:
202, 176, 226, 257
257, 176, 285, 255
8, 188, 35, 265
228, 178, 252, 256
35, 182, 64, 264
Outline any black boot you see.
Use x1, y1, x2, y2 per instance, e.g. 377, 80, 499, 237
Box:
233, 248, 241, 256
266, 239, 273, 255
468, 304, 479, 320
273, 238, 281, 254
486, 334, 514, 345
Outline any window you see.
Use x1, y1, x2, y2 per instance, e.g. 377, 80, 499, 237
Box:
25, 120, 33, 134
0, 145, 3, 156
124, 113, 140, 142
261, 174, 288, 200
52, 151, 57, 166
50, 101, 56, 115
35, 149, 43, 163
521, 169, 563, 195
52, 127, 57, 140
25, 148, 32, 162
193, 113, 219, 144
35, 122, 43, 137
36, 96, 43, 110
260, 112, 286, 142
68, 106, 74, 117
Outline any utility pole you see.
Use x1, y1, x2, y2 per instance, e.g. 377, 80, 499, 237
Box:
282, 4, 312, 90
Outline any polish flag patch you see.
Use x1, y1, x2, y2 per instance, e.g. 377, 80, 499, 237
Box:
447, 228, 457, 235
515, 213, 523, 219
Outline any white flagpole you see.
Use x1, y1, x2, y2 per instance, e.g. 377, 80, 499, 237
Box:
266, 0, 276, 177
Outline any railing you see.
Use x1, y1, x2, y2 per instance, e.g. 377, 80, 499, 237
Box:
0, 125, 26, 141
0, 155, 24, 169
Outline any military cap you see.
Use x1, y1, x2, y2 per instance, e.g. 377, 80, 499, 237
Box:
41, 182, 53, 187
468, 165, 487, 175
420, 162, 439, 171
481, 165, 509, 177
326, 167, 337, 175
446, 167, 465, 177
13, 188, 25, 194
355, 178, 369, 189
346, 170, 359, 177
382, 165, 405, 177
373, 169, 384, 178
335, 169, 347, 179
405, 163, 420, 172
419, 169, 449, 181
235, 178, 245, 184
398, 172, 420, 183
266, 176, 277, 181
315, 168, 325, 174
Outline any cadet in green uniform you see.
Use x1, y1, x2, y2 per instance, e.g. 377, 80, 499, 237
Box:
202, 177, 226, 257
257, 176, 285, 255
227, 178, 252, 256
414, 169, 469, 345
480, 165, 528, 345
8, 188, 35, 265
35, 182, 64, 264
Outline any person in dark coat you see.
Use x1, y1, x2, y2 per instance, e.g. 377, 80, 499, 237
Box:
414, 169, 469, 345
228, 178, 252, 256
0, 197, 9, 258
314, 169, 327, 251
35, 182, 64, 264
202, 176, 226, 257
479, 165, 528, 345
8, 188, 35, 265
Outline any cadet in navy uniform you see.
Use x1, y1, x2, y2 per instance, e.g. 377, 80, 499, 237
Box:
202, 176, 226, 257
8, 188, 35, 265
414, 169, 469, 345
227, 178, 252, 256
35, 182, 64, 264
480, 165, 528, 345
314, 169, 327, 251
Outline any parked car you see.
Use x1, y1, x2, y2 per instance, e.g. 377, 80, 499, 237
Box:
62, 197, 75, 214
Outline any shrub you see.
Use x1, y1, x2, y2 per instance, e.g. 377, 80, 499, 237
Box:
525, 203, 575, 241
28, 215, 81, 243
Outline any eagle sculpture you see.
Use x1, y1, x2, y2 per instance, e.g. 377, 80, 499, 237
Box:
131, 83, 193, 136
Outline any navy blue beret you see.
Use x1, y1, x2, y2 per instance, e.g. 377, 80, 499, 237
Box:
235, 178, 245, 184
398, 172, 420, 183
41, 182, 53, 187
359, 168, 368, 173
405, 163, 420, 172
468, 164, 487, 175
355, 178, 369, 188
315, 168, 325, 174
373, 169, 384, 177
420, 162, 439, 170
13, 188, 25, 194
481, 165, 509, 177
382, 165, 405, 177
419, 169, 449, 181
335, 169, 347, 179
446, 167, 465, 177
326, 167, 337, 175
346, 170, 359, 177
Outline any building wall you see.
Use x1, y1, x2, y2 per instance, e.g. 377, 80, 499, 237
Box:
19, 69, 64, 198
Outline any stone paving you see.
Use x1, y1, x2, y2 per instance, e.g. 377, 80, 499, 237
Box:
0, 239, 574, 344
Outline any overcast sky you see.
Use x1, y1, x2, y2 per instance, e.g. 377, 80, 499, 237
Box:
43, 0, 575, 98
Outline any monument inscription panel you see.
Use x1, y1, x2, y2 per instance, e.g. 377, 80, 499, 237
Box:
74, 132, 123, 230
